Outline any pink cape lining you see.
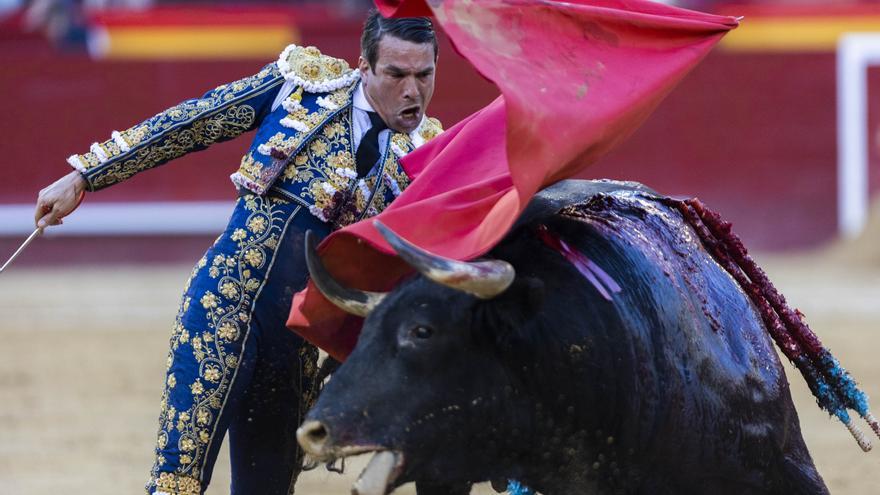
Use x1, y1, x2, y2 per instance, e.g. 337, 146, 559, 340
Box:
287, 0, 738, 361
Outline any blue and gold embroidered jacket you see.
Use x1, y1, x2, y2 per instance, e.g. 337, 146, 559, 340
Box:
67, 44, 443, 229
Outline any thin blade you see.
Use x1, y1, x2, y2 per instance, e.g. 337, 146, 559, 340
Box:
0, 228, 43, 274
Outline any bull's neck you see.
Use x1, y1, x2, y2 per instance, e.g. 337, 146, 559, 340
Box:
501, 316, 640, 494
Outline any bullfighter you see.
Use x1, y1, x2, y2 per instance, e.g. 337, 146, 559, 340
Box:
33, 11, 443, 495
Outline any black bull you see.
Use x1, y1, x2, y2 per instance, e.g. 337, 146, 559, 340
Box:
297, 180, 828, 495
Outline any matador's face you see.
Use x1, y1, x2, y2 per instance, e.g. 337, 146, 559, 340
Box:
359, 35, 436, 134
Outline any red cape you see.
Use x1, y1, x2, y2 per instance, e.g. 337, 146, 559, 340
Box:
288, 0, 738, 361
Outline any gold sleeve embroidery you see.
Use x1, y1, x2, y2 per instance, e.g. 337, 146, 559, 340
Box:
68, 63, 284, 191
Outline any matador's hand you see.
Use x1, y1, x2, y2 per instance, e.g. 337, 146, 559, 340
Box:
35, 171, 86, 229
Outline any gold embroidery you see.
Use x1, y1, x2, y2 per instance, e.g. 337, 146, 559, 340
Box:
281, 107, 353, 196
150, 195, 295, 488
391, 132, 414, 155
279, 45, 353, 87
89, 105, 258, 189
286, 109, 438, 228
119, 124, 150, 149
386, 138, 413, 192
308, 158, 357, 201
154, 472, 202, 495
326, 149, 355, 169
234, 83, 356, 193
238, 153, 263, 183
285, 106, 310, 125
76, 151, 101, 169
310, 139, 329, 157
261, 132, 298, 154
288, 86, 304, 105
74, 64, 281, 190
323, 121, 345, 139
420, 117, 444, 142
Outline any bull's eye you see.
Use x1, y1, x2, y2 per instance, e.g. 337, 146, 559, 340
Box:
412, 326, 434, 339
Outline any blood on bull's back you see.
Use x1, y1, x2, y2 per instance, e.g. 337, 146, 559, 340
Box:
537, 192, 810, 492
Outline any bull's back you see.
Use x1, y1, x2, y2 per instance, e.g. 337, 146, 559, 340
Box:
516, 189, 816, 492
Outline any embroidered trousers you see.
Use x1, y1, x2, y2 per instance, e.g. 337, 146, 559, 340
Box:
146, 194, 329, 495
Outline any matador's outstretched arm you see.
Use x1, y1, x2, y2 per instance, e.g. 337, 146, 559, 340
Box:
66, 62, 285, 192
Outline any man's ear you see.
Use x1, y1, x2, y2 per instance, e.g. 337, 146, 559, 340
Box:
358, 56, 370, 77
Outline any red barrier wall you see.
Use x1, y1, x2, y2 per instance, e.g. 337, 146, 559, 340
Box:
0, 20, 499, 203
2, 6, 879, 263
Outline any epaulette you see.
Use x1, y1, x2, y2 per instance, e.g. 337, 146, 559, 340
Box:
277, 44, 359, 93
410, 116, 444, 148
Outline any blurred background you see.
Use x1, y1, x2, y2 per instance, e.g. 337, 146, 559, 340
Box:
1, 1, 879, 494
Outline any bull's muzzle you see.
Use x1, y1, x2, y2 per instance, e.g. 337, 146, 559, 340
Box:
297, 420, 331, 458
297, 419, 406, 495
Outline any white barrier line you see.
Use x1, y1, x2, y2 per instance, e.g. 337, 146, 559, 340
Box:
0, 202, 233, 237
837, 33, 880, 239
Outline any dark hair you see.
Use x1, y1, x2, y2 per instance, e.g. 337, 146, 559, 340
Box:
361, 9, 438, 72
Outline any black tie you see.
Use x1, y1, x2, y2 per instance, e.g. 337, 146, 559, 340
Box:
356, 111, 388, 178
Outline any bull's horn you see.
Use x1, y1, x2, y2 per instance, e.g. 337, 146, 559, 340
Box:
305, 230, 387, 317
374, 221, 515, 299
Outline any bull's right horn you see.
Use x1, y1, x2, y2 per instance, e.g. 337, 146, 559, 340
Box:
374, 221, 515, 299
305, 230, 387, 317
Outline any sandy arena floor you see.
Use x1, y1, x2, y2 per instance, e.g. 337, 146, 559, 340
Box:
1, 238, 879, 494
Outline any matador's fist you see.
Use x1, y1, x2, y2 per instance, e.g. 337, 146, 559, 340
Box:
35, 171, 86, 229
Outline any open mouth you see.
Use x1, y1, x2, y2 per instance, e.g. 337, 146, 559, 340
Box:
309, 448, 405, 495
350, 450, 406, 495
399, 106, 421, 121
296, 421, 405, 495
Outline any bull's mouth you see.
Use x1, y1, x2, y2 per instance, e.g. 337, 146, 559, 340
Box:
351, 450, 406, 495
309, 448, 405, 495
297, 421, 405, 495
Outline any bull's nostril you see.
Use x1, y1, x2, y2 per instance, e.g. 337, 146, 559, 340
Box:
297, 420, 330, 456
310, 424, 328, 441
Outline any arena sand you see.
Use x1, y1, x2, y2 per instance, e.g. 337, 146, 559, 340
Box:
1, 217, 879, 493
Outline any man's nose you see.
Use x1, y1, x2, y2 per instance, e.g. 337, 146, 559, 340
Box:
401, 77, 418, 99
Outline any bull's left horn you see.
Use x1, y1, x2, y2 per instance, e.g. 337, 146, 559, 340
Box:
305, 231, 387, 317
374, 221, 515, 299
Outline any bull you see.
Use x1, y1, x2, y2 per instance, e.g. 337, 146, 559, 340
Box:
296, 180, 829, 495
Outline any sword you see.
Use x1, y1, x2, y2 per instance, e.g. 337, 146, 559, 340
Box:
1, 188, 86, 275
0, 227, 44, 275
0, 191, 86, 273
